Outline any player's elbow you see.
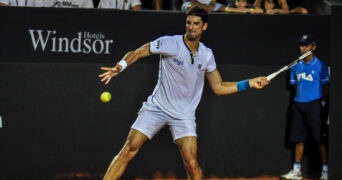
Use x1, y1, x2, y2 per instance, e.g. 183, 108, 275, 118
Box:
212, 88, 225, 96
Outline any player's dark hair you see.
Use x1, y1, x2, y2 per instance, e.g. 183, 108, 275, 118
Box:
186, 6, 208, 24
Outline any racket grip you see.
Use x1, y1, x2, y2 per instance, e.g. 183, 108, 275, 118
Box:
267, 72, 278, 81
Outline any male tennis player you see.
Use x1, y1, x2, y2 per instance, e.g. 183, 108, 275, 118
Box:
99, 6, 269, 180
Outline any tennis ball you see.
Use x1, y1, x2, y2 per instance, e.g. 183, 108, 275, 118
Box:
100, 91, 111, 103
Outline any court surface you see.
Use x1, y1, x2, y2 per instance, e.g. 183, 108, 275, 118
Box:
55, 172, 321, 180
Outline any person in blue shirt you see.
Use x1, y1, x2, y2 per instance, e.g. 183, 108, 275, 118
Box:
281, 34, 330, 180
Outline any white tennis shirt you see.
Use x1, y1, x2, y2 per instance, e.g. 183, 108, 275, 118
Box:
148, 35, 217, 120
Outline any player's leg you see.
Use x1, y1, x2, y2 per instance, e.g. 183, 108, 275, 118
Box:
307, 100, 329, 179
319, 143, 329, 180
294, 142, 304, 163
319, 144, 328, 164
103, 129, 149, 180
281, 102, 305, 179
103, 99, 167, 179
290, 102, 306, 164
176, 136, 203, 180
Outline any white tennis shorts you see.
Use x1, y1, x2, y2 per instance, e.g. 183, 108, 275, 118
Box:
132, 99, 197, 141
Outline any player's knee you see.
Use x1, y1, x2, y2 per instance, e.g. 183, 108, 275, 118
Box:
185, 158, 199, 171
119, 144, 139, 160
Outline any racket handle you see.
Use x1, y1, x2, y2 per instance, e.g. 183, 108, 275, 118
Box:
267, 72, 278, 81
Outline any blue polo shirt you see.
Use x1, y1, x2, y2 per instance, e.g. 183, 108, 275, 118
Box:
290, 56, 330, 103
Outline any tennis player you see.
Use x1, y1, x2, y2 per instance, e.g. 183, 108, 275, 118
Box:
99, 6, 269, 180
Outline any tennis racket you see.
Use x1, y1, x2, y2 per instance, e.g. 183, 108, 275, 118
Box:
266, 51, 312, 81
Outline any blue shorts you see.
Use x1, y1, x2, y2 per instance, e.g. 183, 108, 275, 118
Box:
132, 100, 197, 141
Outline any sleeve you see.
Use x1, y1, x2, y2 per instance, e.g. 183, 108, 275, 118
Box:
150, 36, 178, 57
131, 0, 141, 7
321, 62, 330, 85
206, 49, 216, 73
289, 66, 297, 85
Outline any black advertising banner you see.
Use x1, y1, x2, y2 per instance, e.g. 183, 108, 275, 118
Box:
0, 7, 184, 63
0, 7, 330, 65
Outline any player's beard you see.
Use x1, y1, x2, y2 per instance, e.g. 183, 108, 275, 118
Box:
186, 31, 201, 41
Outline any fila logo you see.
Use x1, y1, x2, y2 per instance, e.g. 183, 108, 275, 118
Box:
297, 72, 314, 81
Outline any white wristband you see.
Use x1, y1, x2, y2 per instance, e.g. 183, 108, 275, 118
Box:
118, 59, 128, 72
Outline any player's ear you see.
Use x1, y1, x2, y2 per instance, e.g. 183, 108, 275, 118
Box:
203, 22, 208, 31
312, 44, 317, 51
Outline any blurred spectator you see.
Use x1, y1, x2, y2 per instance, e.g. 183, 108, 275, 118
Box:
181, 0, 225, 12
140, 0, 163, 10
97, 0, 141, 10
0, 0, 44, 6
287, 0, 308, 14
43, 0, 94, 8
226, 0, 263, 14
253, 0, 308, 15
181, 0, 262, 13
153, 0, 162, 9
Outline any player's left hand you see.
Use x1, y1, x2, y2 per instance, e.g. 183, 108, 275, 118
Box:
98, 63, 122, 85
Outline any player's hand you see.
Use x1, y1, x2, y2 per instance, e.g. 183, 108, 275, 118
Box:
98, 63, 122, 85
250, 76, 269, 89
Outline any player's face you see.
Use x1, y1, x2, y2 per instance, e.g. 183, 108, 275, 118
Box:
299, 43, 316, 54
185, 15, 208, 41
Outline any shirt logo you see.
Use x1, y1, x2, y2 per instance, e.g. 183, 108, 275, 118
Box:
156, 40, 161, 49
297, 73, 313, 81
173, 59, 183, 66
198, 64, 202, 69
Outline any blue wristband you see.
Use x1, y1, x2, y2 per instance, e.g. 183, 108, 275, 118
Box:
237, 79, 250, 92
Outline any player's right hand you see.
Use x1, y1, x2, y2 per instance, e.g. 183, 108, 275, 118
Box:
251, 76, 269, 89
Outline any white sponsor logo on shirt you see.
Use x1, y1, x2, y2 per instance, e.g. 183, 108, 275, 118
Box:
297, 72, 314, 81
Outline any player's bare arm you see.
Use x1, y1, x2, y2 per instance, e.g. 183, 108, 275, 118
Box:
206, 69, 268, 96
99, 43, 152, 85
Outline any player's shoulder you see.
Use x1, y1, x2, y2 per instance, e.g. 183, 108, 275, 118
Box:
154, 35, 182, 44
199, 42, 214, 54
157, 34, 182, 40
313, 56, 328, 67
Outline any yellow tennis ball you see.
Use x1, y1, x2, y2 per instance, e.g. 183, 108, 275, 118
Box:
100, 91, 111, 103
